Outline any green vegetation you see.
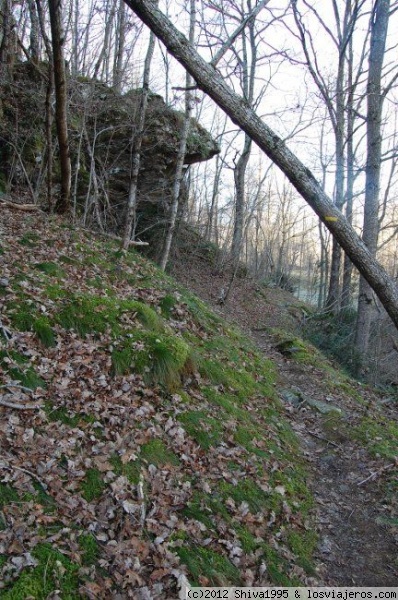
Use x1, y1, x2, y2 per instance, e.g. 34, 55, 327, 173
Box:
80, 468, 106, 502
175, 546, 241, 586
1, 216, 319, 593
18, 232, 40, 247
112, 330, 191, 388
353, 417, 398, 460
34, 262, 65, 278
110, 454, 141, 485
0, 544, 80, 599
141, 439, 180, 466
78, 533, 100, 565
178, 410, 223, 450
302, 309, 362, 376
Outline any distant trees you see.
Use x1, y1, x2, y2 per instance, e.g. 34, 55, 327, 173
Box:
2, 0, 398, 375
122, 0, 398, 333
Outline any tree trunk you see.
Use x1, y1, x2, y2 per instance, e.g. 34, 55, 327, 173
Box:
122, 2, 157, 250
160, 0, 195, 271
123, 0, 398, 330
355, 0, 390, 356
48, 0, 71, 214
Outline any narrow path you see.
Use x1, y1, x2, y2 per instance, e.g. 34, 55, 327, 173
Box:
171, 262, 398, 586
253, 335, 398, 586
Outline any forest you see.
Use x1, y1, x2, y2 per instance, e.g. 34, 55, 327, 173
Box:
2, 0, 398, 383
0, 0, 398, 596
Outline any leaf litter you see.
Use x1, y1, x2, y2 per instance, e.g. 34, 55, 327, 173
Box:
0, 208, 320, 597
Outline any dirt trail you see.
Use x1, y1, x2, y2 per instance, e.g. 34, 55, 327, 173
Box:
253, 335, 398, 586
171, 259, 398, 586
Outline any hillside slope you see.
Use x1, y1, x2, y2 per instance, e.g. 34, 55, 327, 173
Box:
0, 207, 317, 598
0, 206, 397, 597
170, 242, 398, 586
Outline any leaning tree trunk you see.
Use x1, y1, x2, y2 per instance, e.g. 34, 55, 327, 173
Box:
122, 0, 398, 331
48, 0, 71, 214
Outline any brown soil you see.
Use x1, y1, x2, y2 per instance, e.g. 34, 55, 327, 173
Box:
170, 252, 398, 586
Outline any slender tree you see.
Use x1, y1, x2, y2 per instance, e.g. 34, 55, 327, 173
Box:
160, 0, 196, 270
48, 0, 71, 214
122, 0, 158, 250
355, 0, 391, 357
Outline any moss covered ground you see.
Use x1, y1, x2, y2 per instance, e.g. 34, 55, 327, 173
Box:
0, 208, 319, 596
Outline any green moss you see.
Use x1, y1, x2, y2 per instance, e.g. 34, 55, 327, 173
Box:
198, 358, 256, 400
109, 454, 141, 485
182, 492, 216, 530
261, 544, 298, 586
178, 410, 223, 450
112, 331, 190, 388
353, 417, 398, 460
234, 425, 262, 450
202, 388, 251, 422
176, 545, 241, 586
219, 479, 273, 515
59, 255, 79, 266
44, 283, 66, 301
18, 232, 40, 247
78, 533, 99, 565
129, 300, 163, 331
6, 365, 45, 389
0, 483, 19, 508
34, 262, 65, 278
33, 317, 56, 347
141, 438, 180, 466
159, 294, 176, 317
0, 543, 80, 599
287, 530, 317, 575
45, 404, 81, 427
235, 525, 258, 553
80, 468, 106, 502
7, 299, 36, 331
56, 295, 121, 337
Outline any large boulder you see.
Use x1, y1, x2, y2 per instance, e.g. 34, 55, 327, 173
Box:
0, 62, 219, 237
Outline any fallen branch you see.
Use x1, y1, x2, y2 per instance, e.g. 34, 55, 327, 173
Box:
0, 399, 43, 410
1, 464, 48, 490
0, 319, 12, 341
0, 384, 43, 410
0, 383, 35, 393
99, 230, 149, 247
0, 198, 40, 212
137, 472, 146, 528
357, 461, 397, 486
307, 430, 339, 448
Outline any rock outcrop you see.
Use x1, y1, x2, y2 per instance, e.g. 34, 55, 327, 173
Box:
0, 62, 219, 238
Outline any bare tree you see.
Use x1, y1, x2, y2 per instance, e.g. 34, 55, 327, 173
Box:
291, 0, 367, 312
48, 0, 71, 214
122, 0, 398, 330
160, 0, 196, 270
122, 1, 157, 250
355, 0, 391, 357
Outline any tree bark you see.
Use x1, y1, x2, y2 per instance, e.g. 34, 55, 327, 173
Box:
122, 2, 157, 250
355, 0, 390, 356
160, 0, 195, 271
122, 0, 398, 331
48, 0, 71, 214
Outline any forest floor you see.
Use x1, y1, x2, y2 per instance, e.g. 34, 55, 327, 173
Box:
0, 204, 397, 597
171, 249, 398, 586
